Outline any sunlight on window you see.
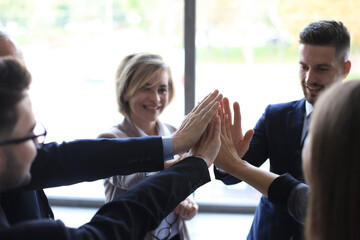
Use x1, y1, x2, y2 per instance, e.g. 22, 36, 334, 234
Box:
2, 0, 360, 208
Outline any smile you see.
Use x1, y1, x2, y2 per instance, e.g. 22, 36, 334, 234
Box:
305, 84, 323, 91
144, 106, 161, 110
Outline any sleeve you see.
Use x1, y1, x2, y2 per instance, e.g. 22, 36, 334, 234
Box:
267, 173, 309, 225
24, 137, 165, 190
0, 157, 210, 240
214, 105, 272, 185
286, 183, 309, 225
106, 173, 146, 190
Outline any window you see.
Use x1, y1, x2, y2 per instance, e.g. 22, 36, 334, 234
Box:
3, 0, 360, 211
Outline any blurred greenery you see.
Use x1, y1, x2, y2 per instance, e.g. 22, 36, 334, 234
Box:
197, 45, 298, 63
1, 0, 360, 62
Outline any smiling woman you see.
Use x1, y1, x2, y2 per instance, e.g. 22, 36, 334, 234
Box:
98, 53, 198, 240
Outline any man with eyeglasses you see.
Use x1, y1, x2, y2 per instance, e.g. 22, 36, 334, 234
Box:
0, 57, 222, 239
0, 123, 47, 148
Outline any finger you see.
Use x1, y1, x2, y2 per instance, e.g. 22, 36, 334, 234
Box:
200, 92, 222, 117
224, 114, 232, 139
199, 100, 220, 127
213, 114, 221, 140
193, 90, 220, 115
220, 108, 226, 135
218, 103, 224, 121
220, 99, 225, 118
243, 129, 255, 144
217, 105, 222, 120
223, 97, 233, 124
233, 102, 243, 136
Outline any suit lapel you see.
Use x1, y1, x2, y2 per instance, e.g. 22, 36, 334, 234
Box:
0, 197, 10, 228
287, 98, 306, 150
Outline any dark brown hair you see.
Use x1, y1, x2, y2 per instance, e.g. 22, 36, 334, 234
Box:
306, 80, 360, 240
0, 57, 31, 137
299, 20, 350, 61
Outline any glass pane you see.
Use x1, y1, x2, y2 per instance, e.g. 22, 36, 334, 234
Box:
195, 0, 360, 206
2, 0, 185, 200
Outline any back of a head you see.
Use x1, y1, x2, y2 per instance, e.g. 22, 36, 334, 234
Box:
0, 31, 10, 41
306, 80, 360, 240
299, 20, 350, 61
0, 57, 31, 137
0, 31, 22, 59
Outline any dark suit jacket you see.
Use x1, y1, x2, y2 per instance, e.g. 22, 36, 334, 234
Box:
0, 157, 210, 239
215, 98, 306, 240
1, 137, 165, 225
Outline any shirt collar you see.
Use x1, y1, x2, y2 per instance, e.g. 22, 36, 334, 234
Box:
132, 119, 171, 136
305, 100, 313, 117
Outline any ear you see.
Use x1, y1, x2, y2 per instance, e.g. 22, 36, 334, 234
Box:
343, 60, 351, 77
122, 93, 129, 102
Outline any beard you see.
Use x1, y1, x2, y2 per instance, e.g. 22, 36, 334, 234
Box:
301, 81, 324, 105
0, 148, 31, 191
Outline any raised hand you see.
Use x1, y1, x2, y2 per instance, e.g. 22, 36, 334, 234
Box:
215, 111, 278, 197
172, 90, 222, 155
214, 112, 242, 174
221, 97, 254, 158
191, 113, 221, 167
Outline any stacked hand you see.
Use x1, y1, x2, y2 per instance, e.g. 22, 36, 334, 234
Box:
214, 98, 254, 175
191, 113, 221, 167
173, 90, 222, 156
220, 98, 254, 158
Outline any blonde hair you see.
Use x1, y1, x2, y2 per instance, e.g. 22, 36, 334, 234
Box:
306, 80, 360, 240
115, 53, 174, 115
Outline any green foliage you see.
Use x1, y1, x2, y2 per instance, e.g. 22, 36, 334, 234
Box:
197, 45, 298, 63
0, 1, 30, 27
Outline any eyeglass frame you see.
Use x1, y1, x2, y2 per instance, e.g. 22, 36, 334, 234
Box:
150, 214, 179, 240
0, 123, 47, 148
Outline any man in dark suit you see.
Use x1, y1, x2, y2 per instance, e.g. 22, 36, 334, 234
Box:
0, 56, 222, 239
214, 20, 352, 239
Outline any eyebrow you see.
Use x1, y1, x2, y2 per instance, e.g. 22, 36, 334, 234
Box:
299, 62, 332, 67
144, 83, 168, 87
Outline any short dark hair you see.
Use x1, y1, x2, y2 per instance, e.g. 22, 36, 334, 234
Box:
0, 57, 31, 137
299, 20, 350, 61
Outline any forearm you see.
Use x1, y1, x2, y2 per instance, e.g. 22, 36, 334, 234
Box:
92, 157, 210, 239
27, 137, 164, 189
225, 158, 278, 197
1, 157, 210, 240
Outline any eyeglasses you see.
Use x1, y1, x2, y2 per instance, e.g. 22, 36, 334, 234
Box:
151, 215, 179, 240
0, 123, 47, 149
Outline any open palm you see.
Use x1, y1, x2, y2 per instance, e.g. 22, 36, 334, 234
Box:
221, 97, 254, 158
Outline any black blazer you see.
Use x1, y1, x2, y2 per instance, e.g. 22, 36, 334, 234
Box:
1, 137, 165, 225
0, 157, 210, 239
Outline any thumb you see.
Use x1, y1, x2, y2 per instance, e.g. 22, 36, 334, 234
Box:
243, 129, 254, 144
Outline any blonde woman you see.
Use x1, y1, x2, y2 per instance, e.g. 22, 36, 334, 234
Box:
99, 53, 198, 240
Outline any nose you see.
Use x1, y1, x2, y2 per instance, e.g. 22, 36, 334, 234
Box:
305, 69, 316, 85
149, 90, 161, 103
